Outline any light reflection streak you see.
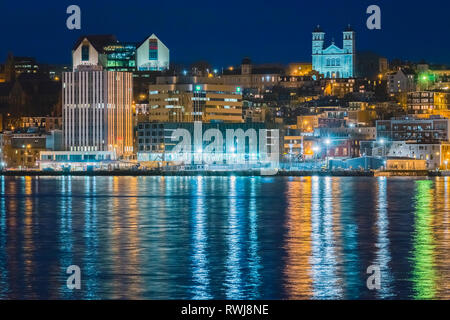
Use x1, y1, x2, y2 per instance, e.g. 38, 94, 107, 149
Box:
247, 177, 261, 299
411, 180, 436, 299
225, 176, 243, 299
337, 179, 361, 299
59, 176, 74, 298
82, 177, 99, 299
431, 178, 449, 298
310, 176, 342, 299
190, 176, 212, 299
284, 177, 313, 299
23, 177, 35, 298
373, 177, 394, 298
0, 176, 9, 297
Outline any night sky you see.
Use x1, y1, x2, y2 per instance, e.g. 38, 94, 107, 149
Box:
1, 0, 449, 67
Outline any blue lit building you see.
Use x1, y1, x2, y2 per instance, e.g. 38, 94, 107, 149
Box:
312, 25, 355, 78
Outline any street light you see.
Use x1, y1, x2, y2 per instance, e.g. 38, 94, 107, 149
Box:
378, 139, 386, 157
324, 139, 331, 170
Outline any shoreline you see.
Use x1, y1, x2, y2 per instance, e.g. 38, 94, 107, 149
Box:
0, 170, 439, 177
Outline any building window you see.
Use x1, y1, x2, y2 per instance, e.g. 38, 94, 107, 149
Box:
81, 45, 89, 61
149, 39, 158, 61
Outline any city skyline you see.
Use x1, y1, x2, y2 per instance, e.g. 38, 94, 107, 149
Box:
1, 0, 450, 67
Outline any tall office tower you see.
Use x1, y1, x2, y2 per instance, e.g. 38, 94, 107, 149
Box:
63, 66, 133, 157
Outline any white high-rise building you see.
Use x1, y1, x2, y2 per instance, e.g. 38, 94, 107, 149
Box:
63, 67, 133, 158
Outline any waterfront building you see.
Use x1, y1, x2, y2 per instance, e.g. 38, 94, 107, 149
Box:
385, 158, 427, 171
39, 151, 122, 171
146, 82, 243, 123
0, 133, 46, 168
312, 25, 355, 78
136, 122, 282, 166
377, 115, 450, 143
385, 141, 450, 170
63, 66, 133, 158
45, 130, 63, 151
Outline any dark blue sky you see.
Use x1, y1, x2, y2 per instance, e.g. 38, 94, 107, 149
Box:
1, 0, 449, 68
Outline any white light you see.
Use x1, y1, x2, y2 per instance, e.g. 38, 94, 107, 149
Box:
325, 139, 331, 145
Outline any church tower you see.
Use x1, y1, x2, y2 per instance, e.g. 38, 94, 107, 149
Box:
312, 25, 325, 74
343, 25, 355, 77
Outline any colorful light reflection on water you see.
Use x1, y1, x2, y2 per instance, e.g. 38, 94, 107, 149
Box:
0, 176, 449, 299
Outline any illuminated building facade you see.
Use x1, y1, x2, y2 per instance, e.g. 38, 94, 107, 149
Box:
221, 58, 284, 92
312, 25, 355, 78
103, 43, 137, 72
146, 83, 243, 123
387, 69, 416, 94
297, 115, 320, 133
136, 34, 170, 71
376, 115, 450, 143
136, 122, 281, 165
407, 91, 450, 115
0, 133, 46, 168
386, 141, 450, 169
63, 68, 133, 157
287, 63, 313, 76
72, 34, 169, 72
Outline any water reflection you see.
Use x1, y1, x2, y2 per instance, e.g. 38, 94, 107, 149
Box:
224, 176, 243, 299
0, 176, 449, 299
373, 177, 394, 298
310, 177, 343, 299
411, 180, 436, 299
284, 177, 313, 299
190, 176, 211, 299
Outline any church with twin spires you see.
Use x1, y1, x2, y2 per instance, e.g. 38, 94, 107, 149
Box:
312, 25, 355, 78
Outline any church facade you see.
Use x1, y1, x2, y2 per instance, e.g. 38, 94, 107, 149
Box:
312, 25, 355, 78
